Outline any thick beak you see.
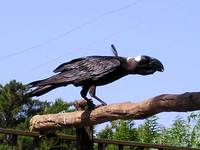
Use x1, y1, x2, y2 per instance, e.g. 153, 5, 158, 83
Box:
150, 58, 164, 72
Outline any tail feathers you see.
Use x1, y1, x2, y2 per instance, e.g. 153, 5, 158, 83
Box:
27, 85, 57, 97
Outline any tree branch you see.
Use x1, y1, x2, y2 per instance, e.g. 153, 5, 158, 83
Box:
29, 92, 200, 131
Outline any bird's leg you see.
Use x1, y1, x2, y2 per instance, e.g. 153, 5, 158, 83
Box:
89, 86, 107, 106
80, 86, 95, 109
80, 86, 90, 100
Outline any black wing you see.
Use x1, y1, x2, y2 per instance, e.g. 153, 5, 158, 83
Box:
54, 56, 121, 76
53, 57, 85, 73
28, 56, 121, 96
32, 56, 121, 86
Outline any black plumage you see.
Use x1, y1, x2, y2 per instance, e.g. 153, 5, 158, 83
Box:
28, 45, 164, 105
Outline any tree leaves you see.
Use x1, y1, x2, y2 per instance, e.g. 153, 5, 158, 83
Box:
0, 80, 76, 149
97, 114, 200, 148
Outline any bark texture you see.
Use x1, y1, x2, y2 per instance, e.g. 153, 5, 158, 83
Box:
30, 92, 200, 131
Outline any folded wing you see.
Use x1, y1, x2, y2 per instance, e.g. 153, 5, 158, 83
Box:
28, 56, 121, 96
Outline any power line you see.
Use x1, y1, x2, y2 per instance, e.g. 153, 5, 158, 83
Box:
16, 0, 186, 79
16, 24, 140, 79
0, 0, 142, 61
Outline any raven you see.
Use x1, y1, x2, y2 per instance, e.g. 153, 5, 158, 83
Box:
28, 45, 164, 106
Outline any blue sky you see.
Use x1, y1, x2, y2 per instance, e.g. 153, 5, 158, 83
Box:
0, 0, 200, 129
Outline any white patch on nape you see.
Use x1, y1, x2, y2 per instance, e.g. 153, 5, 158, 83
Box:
134, 55, 142, 62
127, 57, 133, 61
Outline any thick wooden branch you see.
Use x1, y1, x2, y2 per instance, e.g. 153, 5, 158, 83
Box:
30, 92, 200, 131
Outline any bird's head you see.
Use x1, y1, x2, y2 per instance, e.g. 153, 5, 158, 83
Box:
127, 55, 164, 75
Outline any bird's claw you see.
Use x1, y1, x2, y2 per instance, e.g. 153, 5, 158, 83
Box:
86, 99, 96, 110
95, 103, 107, 108
83, 97, 107, 110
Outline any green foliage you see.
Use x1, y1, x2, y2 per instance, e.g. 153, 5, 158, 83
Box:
2, 80, 200, 149
0, 80, 48, 129
97, 120, 138, 141
187, 112, 200, 147
97, 124, 113, 139
97, 114, 200, 149
44, 98, 74, 114
97, 120, 138, 150
0, 80, 76, 149
112, 120, 138, 141
18, 136, 33, 150
137, 116, 161, 143
32, 98, 76, 149
160, 116, 191, 146
0, 80, 29, 128
43, 98, 76, 136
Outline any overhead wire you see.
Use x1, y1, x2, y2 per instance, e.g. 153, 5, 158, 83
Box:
17, 23, 140, 78
0, 0, 142, 61
16, 0, 185, 80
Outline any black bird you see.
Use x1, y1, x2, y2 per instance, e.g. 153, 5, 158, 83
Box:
28, 45, 164, 106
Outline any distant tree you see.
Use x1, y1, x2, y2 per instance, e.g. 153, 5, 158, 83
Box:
44, 98, 73, 114
97, 120, 138, 141
0, 80, 50, 149
111, 120, 138, 141
137, 116, 161, 144
3, 80, 200, 149
40, 98, 76, 149
161, 116, 190, 147
97, 124, 113, 139
43, 98, 76, 135
0, 80, 48, 129
187, 112, 200, 147
97, 120, 138, 150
